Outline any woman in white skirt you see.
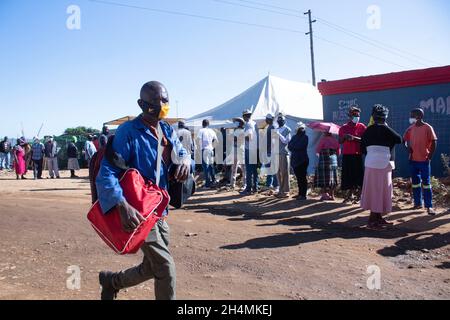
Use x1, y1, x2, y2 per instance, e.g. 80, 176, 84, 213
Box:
360, 105, 402, 230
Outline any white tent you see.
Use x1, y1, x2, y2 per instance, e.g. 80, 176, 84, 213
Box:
186, 75, 324, 173
186, 74, 323, 127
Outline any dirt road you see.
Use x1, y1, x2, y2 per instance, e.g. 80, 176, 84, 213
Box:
0, 169, 448, 300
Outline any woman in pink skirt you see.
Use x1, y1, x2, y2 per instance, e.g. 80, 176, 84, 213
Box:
13, 138, 27, 180
360, 105, 402, 230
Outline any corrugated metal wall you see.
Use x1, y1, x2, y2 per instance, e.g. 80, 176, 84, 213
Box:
322, 82, 450, 177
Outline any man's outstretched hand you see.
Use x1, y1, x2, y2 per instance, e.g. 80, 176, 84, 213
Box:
117, 200, 145, 233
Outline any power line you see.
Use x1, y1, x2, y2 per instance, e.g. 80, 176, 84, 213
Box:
233, 0, 302, 13
228, 0, 441, 67
315, 17, 439, 67
88, 0, 423, 70
88, 0, 304, 34
313, 35, 409, 69
210, 0, 415, 69
211, 0, 305, 19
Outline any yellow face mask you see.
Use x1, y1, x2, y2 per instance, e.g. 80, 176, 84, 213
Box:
158, 102, 170, 119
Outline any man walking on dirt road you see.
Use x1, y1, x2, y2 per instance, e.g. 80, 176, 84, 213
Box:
95, 81, 190, 300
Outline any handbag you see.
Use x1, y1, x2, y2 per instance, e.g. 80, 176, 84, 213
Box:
87, 123, 170, 255
168, 170, 196, 209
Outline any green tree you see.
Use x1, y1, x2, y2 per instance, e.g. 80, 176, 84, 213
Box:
64, 126, 100, 136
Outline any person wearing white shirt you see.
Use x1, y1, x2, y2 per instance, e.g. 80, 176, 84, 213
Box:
263, 113, 279, 192
84, 135, 97, 167
177, 121, 194, 156
242, 109, 259, 194
275, 114, 292, 198
228, 118, 246, 190
197, 119, 218, 188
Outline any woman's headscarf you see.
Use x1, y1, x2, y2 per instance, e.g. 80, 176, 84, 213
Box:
18, 137, 26, 146
372, 104, 389, 122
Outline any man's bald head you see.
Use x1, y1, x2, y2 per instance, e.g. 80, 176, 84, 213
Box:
140, 81, 169, 105
138, 81, 169, 119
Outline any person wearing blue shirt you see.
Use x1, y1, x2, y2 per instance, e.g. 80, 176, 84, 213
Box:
31, 137, 45, 180
96, 81, 190, 300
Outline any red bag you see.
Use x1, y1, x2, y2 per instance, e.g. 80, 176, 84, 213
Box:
87, 168, 170, 255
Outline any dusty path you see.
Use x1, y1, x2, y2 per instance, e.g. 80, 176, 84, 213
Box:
0, 169, 448, 300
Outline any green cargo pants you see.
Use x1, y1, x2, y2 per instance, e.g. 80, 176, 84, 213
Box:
112, 219, 176, 300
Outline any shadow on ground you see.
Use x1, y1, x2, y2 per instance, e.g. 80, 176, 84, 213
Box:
183, 190, 450, 257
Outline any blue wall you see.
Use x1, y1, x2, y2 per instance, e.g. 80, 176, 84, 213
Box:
322, 82, 450, 177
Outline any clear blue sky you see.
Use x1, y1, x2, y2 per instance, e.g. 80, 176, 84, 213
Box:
1, 0, 449, 138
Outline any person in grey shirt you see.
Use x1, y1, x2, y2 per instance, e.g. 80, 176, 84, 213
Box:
44, 136, 60, 179
176, 120, 194, 156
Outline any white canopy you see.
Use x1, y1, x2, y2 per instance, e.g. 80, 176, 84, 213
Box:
185, 75, 325, 174
186, 75, 323, 127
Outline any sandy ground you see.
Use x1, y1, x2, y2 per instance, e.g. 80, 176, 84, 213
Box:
0, 169, 448, 300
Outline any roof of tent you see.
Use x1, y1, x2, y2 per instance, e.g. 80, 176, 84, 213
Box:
186, 75, 323, 128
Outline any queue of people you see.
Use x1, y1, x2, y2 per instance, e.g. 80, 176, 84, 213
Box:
1, 129, 111, 180
182, 104, 438, 230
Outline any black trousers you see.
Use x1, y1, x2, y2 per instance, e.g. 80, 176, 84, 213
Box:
293, 159, 309, 197
341, 155, 364, 190
33, 159, 43, 178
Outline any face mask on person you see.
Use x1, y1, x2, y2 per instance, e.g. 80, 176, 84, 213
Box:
143, 100, 170, 120
352, 117, 360, 124
409, 118, 417, 125
277, 120, 285, 127
158, 102, 170, 119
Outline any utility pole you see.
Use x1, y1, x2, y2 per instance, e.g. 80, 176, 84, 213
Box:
304, 9, 317, 86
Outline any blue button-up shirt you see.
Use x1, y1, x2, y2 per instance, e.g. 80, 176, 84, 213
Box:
96, 116, 188, 214
31, 142, 45, 160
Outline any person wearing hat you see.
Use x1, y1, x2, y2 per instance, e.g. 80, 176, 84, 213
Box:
96, 81, 190, 300
30, 137, 45, 180
177, 120, 194, 157
67, 136, 80, 178
314, 128, 340, 201
13, 138, 27, 180
360, 105, 402, 229
44, 136, 60, 179
229, 117, 246, 190
242, 109, 259, 194
263, 113, 279, 192
288, 122, 309, 200
275, 113, 292, 198
338, 106, 367, 203
403, 108, 438, 216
